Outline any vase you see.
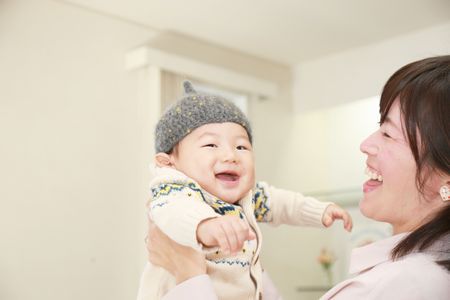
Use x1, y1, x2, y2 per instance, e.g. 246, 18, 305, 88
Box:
323, 267, 333, 286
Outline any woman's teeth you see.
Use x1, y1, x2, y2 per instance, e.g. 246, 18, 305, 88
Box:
365, 168, 383, 182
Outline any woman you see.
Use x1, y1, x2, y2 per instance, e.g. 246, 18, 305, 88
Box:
145, 56, 450, 300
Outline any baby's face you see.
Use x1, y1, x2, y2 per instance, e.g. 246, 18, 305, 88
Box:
170, 122, 255, 204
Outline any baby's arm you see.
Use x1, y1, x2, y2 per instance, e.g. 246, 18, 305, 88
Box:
196, 215, 256, 254
253, 182, 352, 231
150, 183, 219, 250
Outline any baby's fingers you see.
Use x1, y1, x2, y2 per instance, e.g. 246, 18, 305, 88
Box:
322, 214, 333, 227
220, 221, 239, 254
342, 212, 353, 232
331, 209, 353, 232
215, 228, 231, 255
230, 219, 254, 253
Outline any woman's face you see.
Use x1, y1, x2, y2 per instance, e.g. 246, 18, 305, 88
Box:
359, 99, 429, 234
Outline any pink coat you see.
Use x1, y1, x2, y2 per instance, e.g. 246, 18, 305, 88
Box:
321, 233, 450, 300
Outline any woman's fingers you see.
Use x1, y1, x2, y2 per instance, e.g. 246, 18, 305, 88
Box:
146, 217, 207, 282
147, 224, 166, 266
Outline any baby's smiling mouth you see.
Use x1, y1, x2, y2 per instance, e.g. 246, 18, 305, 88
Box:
215, 171, 239, 182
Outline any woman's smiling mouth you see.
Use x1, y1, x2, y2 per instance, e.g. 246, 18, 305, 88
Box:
363, 167, 383, 193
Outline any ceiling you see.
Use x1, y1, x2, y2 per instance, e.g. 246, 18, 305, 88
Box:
61, 0, 450, 65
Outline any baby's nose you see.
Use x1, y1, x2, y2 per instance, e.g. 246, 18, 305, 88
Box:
222, 148, 238, 163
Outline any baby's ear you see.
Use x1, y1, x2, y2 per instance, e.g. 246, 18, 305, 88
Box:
155, 152, 173, 168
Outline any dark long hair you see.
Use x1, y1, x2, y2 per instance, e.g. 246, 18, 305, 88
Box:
378, 55, 450, 270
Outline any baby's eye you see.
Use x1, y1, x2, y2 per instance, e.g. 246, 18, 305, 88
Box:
236, 145, 248, 150
203, 144, 217, 148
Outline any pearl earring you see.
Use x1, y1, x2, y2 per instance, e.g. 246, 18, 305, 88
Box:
439, 186, 450, 202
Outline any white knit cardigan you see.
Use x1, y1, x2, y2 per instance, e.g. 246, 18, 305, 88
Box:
137, 167, 330, 300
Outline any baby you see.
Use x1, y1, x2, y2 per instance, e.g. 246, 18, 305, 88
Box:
137, 81, 352, 300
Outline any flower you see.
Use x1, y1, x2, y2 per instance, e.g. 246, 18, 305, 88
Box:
317, 247, 336, 285
317, 247, 335, 269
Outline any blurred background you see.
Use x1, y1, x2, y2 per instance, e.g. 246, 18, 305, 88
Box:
1, 0, 449, 299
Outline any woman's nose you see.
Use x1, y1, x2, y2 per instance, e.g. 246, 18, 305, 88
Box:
360, 131, 379, 156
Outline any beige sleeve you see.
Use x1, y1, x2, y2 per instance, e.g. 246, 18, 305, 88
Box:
258, 182, 331, 227
149, 189, 219, 251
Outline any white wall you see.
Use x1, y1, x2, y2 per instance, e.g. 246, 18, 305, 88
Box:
0, 1, 155, 299
294, 22, 450, 112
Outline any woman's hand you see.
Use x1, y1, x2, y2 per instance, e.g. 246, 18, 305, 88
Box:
146, 218, 207, 284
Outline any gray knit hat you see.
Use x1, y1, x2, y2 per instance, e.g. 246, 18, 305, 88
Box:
155, 81, 252, 153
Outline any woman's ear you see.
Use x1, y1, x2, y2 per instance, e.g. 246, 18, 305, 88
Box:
155, 153, 174, 168
439, 177, 450, 202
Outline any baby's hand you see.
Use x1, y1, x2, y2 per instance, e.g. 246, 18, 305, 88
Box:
196, 215, 256, 255
322, 204, 353, 232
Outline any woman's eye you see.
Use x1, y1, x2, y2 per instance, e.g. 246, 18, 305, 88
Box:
203, 144, 217, 148
382, 132, 391, 138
